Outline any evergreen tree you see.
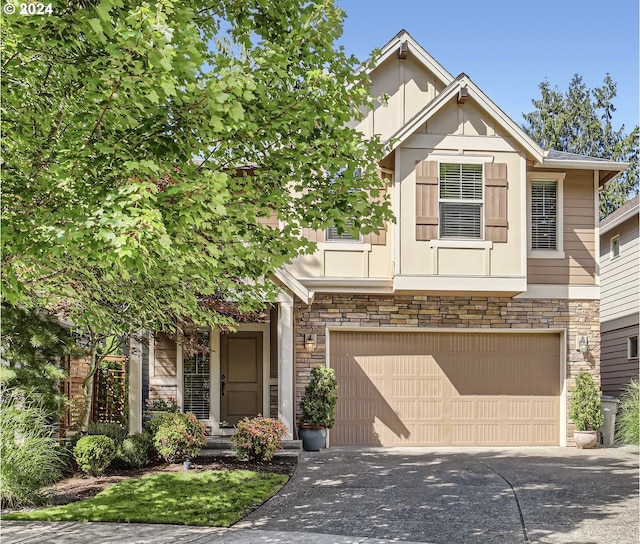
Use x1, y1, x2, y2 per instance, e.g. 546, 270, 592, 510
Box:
523, 75, 638, 217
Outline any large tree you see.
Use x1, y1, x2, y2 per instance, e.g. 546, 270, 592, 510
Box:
522, 75, 638, 217
2, 0, 392, 335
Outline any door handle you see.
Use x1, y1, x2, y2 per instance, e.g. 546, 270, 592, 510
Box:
221, 375, 225, 397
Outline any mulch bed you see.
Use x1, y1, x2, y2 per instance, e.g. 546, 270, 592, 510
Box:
3, 457, 296, 513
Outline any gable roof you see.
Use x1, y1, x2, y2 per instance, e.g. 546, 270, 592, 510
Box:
383, 73, 545, 163
363, 29, 454, 88
375, 31, 629, 183
600, 194, 639, 234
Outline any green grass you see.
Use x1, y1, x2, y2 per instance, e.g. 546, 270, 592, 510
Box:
3, 470, 288, 527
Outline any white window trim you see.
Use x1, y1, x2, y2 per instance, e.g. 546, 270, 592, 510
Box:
323, 230, 363, 244
527, 172, 565, 259
318, 242, 371, 252
610, 234, 621, 259
438, 161, 484, 240
628, 335, 638, 360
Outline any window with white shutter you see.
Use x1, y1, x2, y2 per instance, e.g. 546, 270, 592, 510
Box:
531, 180, 557, 250
439, 163, 483, 239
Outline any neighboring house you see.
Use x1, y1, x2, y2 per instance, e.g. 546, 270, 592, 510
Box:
599, 194, 639, 398
127, 30, 628, 447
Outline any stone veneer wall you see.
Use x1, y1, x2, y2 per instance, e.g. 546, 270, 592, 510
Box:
294, 294, 600, 444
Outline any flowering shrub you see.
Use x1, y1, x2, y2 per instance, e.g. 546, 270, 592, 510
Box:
153, 412, 205, 463
230, 416, 287, 462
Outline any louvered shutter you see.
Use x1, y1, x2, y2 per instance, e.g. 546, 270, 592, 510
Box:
415, 160, 438, 240
364, 173, 389, 245
302, 228, 325, 242
484, 163, 508, 243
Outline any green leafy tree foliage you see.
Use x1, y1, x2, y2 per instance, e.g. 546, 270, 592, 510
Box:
522, 75, 638, 217
1, 1, 392, 336
1, 304, 78, 418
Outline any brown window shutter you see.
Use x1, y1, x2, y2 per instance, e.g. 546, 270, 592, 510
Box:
301, 228, 325, 242
415, 160, 438, 241
363, 173, 390, 245
257, 211, 279, 228
484, 163, 508, 243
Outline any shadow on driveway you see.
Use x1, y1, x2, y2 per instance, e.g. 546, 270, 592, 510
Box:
236, 446, 639, 544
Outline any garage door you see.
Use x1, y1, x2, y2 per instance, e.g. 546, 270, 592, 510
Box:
331, 331, 561, 446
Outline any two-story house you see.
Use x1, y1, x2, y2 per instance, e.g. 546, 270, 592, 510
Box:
599, 195, 639, 398
128, 31, 628, 448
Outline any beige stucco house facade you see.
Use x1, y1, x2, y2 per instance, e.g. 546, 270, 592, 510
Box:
128, 31, 628, 447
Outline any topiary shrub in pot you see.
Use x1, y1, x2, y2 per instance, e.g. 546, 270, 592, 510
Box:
569, 372, 604, 449
298, 366, 337, 451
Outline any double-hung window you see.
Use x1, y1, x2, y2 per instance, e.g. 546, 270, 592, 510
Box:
531, 180, 558, 250
326, 222, 361, 242
439, 163, 483, 239
528, 173, 564, 257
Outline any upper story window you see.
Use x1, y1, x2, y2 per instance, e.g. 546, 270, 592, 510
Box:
439, 163, 483, 239
325, 226, 360, 242
528, 173, 565, 258
415, 158, 507, 243
325, 220, 361, 243
629, 336, 638, 359
610, 235, 620, 259
531, 180, 557, 250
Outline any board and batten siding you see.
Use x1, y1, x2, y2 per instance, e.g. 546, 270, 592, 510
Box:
600, 214, 640, 323
153, 333, 177, 377
528, 171, 596, 284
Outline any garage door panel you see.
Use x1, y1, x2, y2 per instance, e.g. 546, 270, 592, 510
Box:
331, 331, 560, 447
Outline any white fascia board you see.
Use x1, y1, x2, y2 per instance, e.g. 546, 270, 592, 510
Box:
461, 78, 544, 163
363, 32, 454, 87
600, 204, 639, 235
384, 84, 459, 154
273, 269, 314, 306
541, 158, 629, 172
393, 275, 527, 293
297, 277, 394, 293
384, 76, 545, 163
515, 284, 600, 300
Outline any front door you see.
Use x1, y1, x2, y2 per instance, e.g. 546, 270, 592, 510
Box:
220, 331, 263, 425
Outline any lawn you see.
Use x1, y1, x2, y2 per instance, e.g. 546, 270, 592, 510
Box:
3, 470, 288, 527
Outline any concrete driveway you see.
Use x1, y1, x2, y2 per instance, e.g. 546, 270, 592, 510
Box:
3, 446, 638, 543
236, 446, 639, 544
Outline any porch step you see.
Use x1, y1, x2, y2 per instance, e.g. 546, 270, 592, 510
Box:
195, 437, 302, 465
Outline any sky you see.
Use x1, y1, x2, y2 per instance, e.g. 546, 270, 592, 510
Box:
335, 0, 639, 133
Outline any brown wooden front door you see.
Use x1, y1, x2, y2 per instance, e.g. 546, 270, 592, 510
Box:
220, 331, 263, 425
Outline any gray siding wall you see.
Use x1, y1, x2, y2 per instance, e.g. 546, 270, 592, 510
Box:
600, 215, 639, 323
601, 319, 640, 398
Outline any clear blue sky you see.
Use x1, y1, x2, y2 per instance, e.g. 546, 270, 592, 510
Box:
335, 0, 639, 133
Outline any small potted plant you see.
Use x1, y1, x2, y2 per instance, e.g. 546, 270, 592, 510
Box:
298, 366, 337, 451
569, 371, 604, 449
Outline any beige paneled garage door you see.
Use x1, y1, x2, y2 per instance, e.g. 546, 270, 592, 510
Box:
331, 331, 561, 446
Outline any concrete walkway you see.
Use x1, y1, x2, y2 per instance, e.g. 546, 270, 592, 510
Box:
2, 446, 638, 543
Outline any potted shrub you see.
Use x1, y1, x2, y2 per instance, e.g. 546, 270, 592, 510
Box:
298, 366, 337, 451
569, 371, 604, 449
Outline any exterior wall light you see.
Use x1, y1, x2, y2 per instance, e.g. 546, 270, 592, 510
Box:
578, 336, 590, 355
305, 334, 317, 353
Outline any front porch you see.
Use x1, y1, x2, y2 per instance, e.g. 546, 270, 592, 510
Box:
128, 293, 298, 440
